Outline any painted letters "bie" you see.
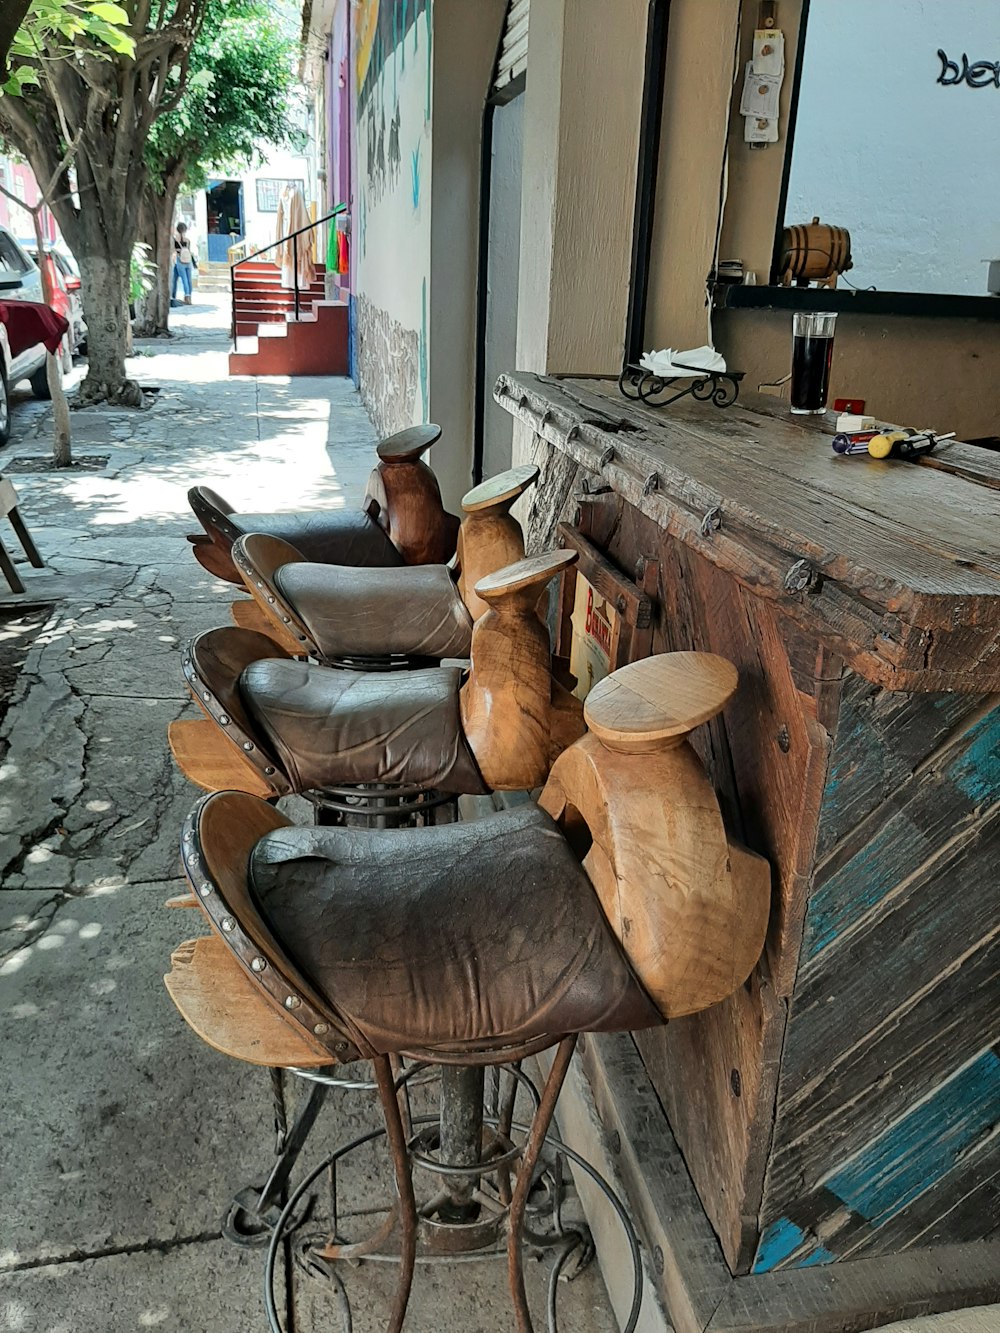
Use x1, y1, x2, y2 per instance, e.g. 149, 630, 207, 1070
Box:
937, 49, 1000, 88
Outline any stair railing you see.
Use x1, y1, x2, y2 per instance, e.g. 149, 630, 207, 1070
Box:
230, 203, 347, 341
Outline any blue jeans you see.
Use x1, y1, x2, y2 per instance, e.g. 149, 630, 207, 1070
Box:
173, 260, 193, 298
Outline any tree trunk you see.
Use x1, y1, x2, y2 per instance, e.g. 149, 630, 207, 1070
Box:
77, 250, 143, 407
134, 174, 183, 338
0, 1, 32, 81
0, 90, 152, 406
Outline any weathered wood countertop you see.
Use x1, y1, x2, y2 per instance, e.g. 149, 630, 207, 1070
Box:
496, 372, 1000, 691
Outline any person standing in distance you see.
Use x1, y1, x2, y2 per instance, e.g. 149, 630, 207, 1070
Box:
172, 221, 197, 305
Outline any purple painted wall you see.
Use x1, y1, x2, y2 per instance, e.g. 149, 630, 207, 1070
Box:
327, 0, 352, 294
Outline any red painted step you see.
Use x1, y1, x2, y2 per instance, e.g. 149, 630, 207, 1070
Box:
229, 301, 348, 377
234, 299, 323, 320
233, 260, 327, 275
232, 275, 326, 290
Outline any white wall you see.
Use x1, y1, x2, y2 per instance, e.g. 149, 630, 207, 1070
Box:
482, 96, 524, 478
354, 0, 433, 433
426, 0, 507, 503
785, 0, 1000, 295
238, 147, 317, 251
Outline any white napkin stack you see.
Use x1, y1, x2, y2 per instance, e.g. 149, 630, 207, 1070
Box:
639, 346, 727, 378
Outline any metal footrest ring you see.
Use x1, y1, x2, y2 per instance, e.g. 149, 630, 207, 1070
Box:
262, 1114, 641, 1333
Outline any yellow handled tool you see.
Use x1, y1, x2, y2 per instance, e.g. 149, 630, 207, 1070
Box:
867, 430, 909, 459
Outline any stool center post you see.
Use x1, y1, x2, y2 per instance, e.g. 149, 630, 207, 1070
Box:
438, 1065, 485, 1221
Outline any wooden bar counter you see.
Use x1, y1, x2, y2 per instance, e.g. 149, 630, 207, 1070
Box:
496, 372, 1000, 1333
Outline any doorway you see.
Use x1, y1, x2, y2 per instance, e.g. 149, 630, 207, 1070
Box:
205, 180, 245, 262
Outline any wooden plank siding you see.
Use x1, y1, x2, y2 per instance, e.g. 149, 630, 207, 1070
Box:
755, 687, 1000, 1269
576, 1031, 1000, 1333
498, 374, 1000, 692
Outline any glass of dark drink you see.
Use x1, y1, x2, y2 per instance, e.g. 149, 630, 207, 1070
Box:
790, 311, 837, 414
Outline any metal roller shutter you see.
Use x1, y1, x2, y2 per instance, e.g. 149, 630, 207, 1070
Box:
492, 0, 529, 98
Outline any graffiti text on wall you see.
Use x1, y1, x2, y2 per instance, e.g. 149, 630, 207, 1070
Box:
937, 50, 1000, 88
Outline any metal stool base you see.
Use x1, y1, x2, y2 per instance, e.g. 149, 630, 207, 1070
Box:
262, 1041, 643, 1333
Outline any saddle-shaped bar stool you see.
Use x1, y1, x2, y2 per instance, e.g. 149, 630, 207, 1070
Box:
169, 550, 585, 808
230, 462, 540, 666
187, 424, 460, 586
165, 653, 771, 1333
168, 545, 581, 1243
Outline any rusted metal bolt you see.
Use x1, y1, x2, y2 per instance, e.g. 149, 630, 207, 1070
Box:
700, 506, 722, 537
783, 558, 818, 593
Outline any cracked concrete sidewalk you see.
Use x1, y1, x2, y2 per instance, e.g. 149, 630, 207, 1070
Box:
0, 295, 620, 1332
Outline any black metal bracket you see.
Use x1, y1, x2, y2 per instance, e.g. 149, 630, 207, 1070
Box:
618, 363, 744, 410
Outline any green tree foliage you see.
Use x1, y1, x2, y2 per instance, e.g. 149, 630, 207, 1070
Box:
0, 0, 206, 402
3, 0, 134, 92
147, 1, 299, 193
136, 0, 300, 332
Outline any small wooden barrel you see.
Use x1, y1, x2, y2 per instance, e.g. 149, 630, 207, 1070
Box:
779, 216, 852, 287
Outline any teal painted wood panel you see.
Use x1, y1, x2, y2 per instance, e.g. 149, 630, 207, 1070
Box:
815, 676, 976, 860
753, 681, 1000, 1270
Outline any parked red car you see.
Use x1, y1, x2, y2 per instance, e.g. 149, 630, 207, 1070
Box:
23, 242, 86, 356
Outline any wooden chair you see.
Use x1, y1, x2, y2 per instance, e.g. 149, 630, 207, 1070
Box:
165, 652, 770, 1332
0, 474, 44, 595
228, 463, 540, 665
187, 424, 460, 585
169, 550, 585, 802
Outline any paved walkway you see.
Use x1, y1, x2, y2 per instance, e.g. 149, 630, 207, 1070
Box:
0, 295, 617, 1332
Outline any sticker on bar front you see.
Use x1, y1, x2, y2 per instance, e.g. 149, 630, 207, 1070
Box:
569, 576, 616, 702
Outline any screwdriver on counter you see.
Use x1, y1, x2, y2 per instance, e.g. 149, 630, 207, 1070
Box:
831, 429, 956, 459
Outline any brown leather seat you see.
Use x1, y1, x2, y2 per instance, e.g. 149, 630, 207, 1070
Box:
230, 464, 541, 662
240, 658, 487, 794
189, 488, 404, 568
168, 655, 771, 1070
187, 425, 460, 585
246, 805, 661, 1055
273, 562, 472, 662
